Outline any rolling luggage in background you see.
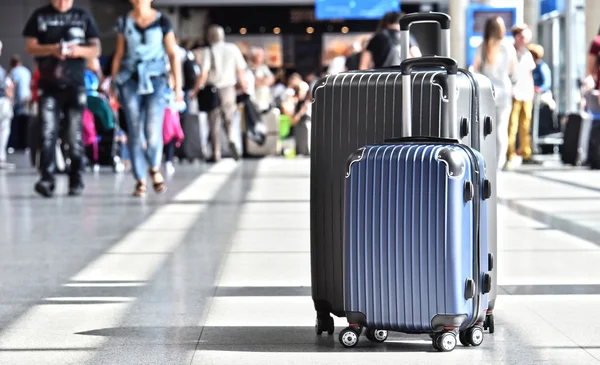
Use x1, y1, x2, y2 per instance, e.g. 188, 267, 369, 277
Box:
177, 112, 204, 162
530, 91, 561, 155
339, 63, 491, 352
588, 123, 600, 169
560, 90, 600, 166
311, 13, 498, 336
244, 108, 281, 157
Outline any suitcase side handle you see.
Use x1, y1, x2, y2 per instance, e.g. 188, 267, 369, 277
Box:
400, 12, 451, 61
400, 57, 458, 140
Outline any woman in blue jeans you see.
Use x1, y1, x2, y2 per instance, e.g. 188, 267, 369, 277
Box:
110, 0, 183, 196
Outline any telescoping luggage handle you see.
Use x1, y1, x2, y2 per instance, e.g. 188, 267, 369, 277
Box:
400, 56, 458, 139
399, 12, 451, 62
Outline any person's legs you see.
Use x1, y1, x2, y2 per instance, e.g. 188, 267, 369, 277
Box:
207, 107, 222, 162
117, 79, 146, 195
496, 103, 512, 170
506, 98, 522, 162
0, 98, 11, 163
0, 117, 10, 165
35, 92, 61, 197
63, 87, 87, 195
218, 86, 239, 160
518, 99, 534, 161
143, 77, 167, 193
164, 139, 176, 175
164, 140, 175, 162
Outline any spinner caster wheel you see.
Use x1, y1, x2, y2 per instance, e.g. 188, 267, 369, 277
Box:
326, 317, 335, 335
315, 317, 324, 335
459, 330, 470, 347
434, 332, 457, 352
466, 326, 484, 347
339, 327, 359, 348
365, 328, 388, 343
485, 314, 494, 333
315, 316, 335, 336
432, 335, 441, 351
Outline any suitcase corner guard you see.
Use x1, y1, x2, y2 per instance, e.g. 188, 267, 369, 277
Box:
431, 314, 468, 332
346, 311, 367, 327
345, 147, 366, 178
435, 147, 466, 179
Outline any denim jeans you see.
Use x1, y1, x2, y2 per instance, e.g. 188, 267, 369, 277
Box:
38, 87, 86, 185
117, 76, 167, 181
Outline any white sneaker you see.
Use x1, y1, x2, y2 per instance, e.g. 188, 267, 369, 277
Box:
166, 162, 175, 175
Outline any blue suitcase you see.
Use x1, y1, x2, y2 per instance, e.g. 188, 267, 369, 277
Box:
339, 61, 493, 352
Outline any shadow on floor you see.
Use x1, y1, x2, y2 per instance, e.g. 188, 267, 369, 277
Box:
75, 326, 450, 353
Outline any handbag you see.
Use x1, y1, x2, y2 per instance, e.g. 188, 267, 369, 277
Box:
198, 46, 221, 112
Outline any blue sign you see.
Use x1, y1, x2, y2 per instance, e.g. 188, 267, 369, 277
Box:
465, 4, 517, 67
540, 0, 565, 16
315, 0, 400, 20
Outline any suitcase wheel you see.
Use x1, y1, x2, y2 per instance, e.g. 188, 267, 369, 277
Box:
466, 326, 484, 346
339, 327, 360, 348
365, 328, 388, 343
459, 330, 470, 347
483, 313, 495, 334
315, 316, 334, 336
433, 332, 457, 352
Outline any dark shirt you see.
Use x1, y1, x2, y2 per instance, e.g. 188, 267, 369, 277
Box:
22, 4, 100, 91
345, 52, 362, 71
366, 29, 419, 68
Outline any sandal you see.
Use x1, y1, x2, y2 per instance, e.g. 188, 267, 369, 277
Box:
133, 181, 146, 197
149, 169, 167, 194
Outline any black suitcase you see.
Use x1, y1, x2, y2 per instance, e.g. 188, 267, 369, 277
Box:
588, 123, 600, 169
177, 112, 204, 162
311, 13, 499, 336
560, 112, 600, 166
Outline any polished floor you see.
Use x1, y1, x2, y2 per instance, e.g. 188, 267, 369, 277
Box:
0, 154, 600, 364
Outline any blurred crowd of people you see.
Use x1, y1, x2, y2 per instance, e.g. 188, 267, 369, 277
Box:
472, 18, 553, 170
3, 0, 597, 198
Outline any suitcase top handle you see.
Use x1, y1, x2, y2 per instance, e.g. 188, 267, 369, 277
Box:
400, 12, 451, 61
400, 12, 451, 30
400, 56, 458, 140
398, 57, 458, 75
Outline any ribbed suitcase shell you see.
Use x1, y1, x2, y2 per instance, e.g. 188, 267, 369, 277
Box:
310, 68, 498, 320
343, 143, 489, 332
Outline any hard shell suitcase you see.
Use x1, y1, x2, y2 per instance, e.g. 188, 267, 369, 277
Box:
244, 108, 281, 157
588, 123, 600, 169
177, 112, 204, 162
560, 112, 600, 166
339, 65, 492, 351
311, 13, 498, 336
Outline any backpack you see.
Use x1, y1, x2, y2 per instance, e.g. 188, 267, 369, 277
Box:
182, 51, 200, 91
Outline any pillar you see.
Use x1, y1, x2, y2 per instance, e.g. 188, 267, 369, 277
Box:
449, 0, 469, 68
524, 0, 540, 41
586, 0, 600, 48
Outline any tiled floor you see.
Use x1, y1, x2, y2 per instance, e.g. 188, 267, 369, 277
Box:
1, 154, 600, 364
